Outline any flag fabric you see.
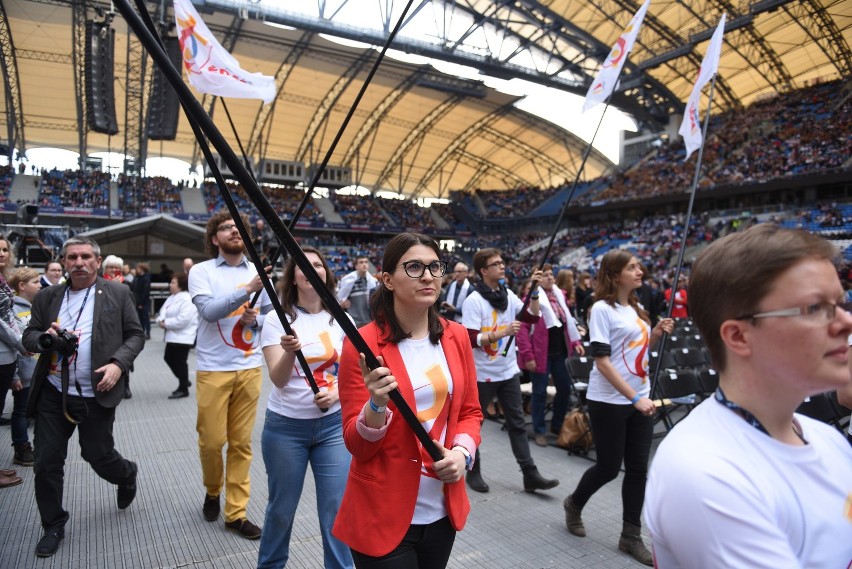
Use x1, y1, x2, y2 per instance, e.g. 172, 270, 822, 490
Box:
679, 13, 726, 160
582, 0, 651, 113
173, 0, 276, 103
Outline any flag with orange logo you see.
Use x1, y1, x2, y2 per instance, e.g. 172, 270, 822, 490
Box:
173, 0, 276, 103
582, 0, 650, 113
679, 14, 726, 160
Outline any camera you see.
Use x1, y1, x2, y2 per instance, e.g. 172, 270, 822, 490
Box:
37, 329, 79, 358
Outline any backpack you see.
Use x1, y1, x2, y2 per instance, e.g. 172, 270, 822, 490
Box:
556, 409, 593, 454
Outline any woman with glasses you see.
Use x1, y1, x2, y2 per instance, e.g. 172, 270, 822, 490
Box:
257, 247, 353, 569
645, 224, 852, 567
333, 232, 482, 569
563, 250, 673, 566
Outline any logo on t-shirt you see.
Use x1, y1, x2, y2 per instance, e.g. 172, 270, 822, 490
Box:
482, 309, 507, 359
623, 317, 649, 382
415, 363, 451, 478
218, 299, 257, 355
300, 331, 339, 391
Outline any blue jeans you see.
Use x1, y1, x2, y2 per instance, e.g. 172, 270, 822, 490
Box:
257, 408, 353, 569
530, 355, 573, 435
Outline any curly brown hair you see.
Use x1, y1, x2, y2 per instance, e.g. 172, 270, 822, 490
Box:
204, 211, 250, 258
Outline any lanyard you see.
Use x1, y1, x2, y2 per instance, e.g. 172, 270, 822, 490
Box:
715, 387, 807, 444
65, 284, 93, 333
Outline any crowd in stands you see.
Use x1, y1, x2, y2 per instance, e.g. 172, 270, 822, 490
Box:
329, 192, 389, 227
38, 169, 110, 209
118, 175, 184, 214
429, 202, 469, 231
0, 165, 13, 203
201, 181, 324, 223
582, 79, 851, 205
480, 185, 562, 217
377, 197, 437, 231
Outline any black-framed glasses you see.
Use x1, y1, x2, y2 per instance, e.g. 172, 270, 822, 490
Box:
217, 223, 238, 233
486, 260, 505, 269
396, 260, 448, 279
736, 301, 852, 323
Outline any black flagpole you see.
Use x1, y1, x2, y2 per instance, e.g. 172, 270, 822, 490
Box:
248, 0, 416, 308
501, 101, 612, 356
650, 73, 720, 430
129, 0, 323, 404
116, 0, 442, 461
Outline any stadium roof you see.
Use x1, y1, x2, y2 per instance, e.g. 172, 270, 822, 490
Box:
2, 0, 849, 199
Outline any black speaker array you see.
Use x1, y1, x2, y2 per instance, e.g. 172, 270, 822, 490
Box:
147, 37, 182, 140
85, 21, 119, 135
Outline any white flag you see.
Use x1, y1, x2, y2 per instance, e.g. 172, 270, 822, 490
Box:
582, 0, 651, 113
174, 0, 276, 103
679, 14, 726, 160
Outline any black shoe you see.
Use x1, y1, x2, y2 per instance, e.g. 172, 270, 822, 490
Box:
35, 529, 64, 557
168, 390, 189, 399
144, 333, 151, 340
0, 417, 10, 426
466, 469, 489, 493
522, 465, 559, 493
203, 494, 220, 521
124, 386, 132, 399
13, 441, 35, 467
225, 518, 262, 540
117, 461, 137, 509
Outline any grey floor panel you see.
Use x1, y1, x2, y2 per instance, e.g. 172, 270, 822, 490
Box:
1, 326, 655, 568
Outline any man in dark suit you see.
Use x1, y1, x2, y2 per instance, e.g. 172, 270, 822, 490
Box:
23, 236, 145, 558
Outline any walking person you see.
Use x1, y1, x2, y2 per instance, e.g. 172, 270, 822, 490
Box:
334, 232, 482, 568
9, 267, 41, 467
516, 264, 584, 446
257, 247, 353, 569
156, 272, 197, 399
460, 248, 559, 494
0, 240, 28, 470
189, 211, 271, 539
23, 236, 144, 557
562, 250, 673, 566
134, 262, 152, 340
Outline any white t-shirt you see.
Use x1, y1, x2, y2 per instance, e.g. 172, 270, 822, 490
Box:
587, 300, 651, 404
645, 398, 852, 568
461, 289, 524, 382
189, 257, 271, 371
260, 309, 344, 419
47, 285, 96, 397
397, 335, 453, 525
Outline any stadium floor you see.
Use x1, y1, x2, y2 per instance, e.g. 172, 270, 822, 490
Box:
0, 326, 653, 568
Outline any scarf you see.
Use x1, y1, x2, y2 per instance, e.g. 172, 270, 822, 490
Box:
474, 280, 508, 312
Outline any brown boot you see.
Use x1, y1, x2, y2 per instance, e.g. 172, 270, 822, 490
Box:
563, 494, 586, 537
618, 521, 654, 566
0, 472, 22, 488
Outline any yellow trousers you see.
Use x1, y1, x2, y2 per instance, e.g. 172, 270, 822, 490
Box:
196, 368, 262, 522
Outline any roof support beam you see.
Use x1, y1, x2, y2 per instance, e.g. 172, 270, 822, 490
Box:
784, 0, 852, 77
0, 0, 26, 161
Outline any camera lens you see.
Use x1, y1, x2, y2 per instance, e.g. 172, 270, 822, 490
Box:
37, 333, 55, 352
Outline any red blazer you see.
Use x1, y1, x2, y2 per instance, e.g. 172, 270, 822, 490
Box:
332, 319, 483, 557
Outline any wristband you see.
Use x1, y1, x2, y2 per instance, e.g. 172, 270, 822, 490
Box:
368, 399, 387, 414
630, 394, 641, 405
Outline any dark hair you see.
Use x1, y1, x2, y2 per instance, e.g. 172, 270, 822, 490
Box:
473, 248, 501, 279
593, 249, 649, 324
172, 272, 189, 291
204, 210, 250, 258
690, 224, 837, 371
371, 232, 445, 344
276, 247, 337, 324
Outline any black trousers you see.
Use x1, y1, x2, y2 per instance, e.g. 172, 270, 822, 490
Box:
350, 516, 456, 569
33, 384, 135, 530
475, 374, 533, 469
570, 399, 653, 527
163, 342, 192, 390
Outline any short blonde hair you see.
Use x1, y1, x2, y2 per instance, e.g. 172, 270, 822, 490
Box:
9, 267, 39, 292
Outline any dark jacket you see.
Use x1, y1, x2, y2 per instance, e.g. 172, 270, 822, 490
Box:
134, 271, 151, 307
23, 277, 145, 417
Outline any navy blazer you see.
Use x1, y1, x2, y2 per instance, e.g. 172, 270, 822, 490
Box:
23, 277, 145, 416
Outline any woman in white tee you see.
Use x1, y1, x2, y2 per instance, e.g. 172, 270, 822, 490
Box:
563, 250, 673, 566
257, 247, 353, 569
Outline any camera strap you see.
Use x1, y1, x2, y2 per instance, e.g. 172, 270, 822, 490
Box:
61, 284, 93, 424
61, 355, 87, 424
